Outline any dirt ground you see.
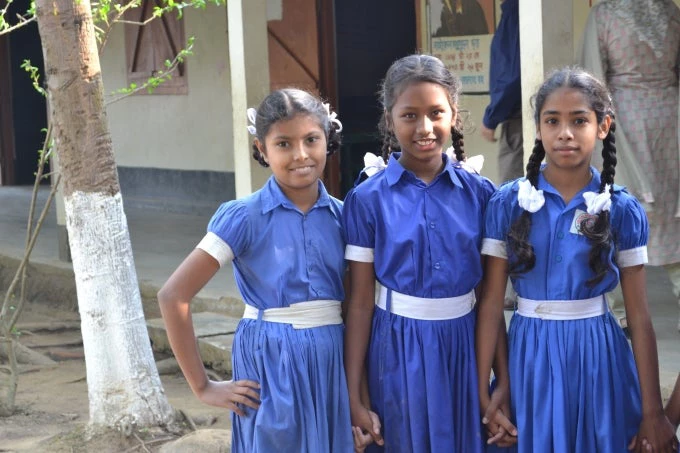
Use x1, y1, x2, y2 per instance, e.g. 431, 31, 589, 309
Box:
0, 302, 232, 452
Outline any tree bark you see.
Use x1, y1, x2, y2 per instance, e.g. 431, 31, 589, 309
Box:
34, 0, 174, 429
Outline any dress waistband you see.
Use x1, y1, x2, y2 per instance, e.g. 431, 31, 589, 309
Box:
517, 295, 608, 320
376, 284, 476, 320
242, 300, 342, 329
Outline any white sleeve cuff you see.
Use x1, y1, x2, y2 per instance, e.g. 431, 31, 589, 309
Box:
196, 232, 235, 267
481, 238, 507, 259
345, 244, 374, 262
616, 246, 648, 268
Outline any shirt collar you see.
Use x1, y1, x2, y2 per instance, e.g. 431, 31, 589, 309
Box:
385, 152, 463, 189
534, 166, 622, 199
261, 175, 335, 216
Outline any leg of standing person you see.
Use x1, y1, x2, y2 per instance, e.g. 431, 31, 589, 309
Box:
498, 112, 523, 310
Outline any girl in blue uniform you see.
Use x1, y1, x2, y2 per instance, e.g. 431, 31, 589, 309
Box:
342, 54, 500, 453
476, 68, 679, 452
157, 88, 353, 452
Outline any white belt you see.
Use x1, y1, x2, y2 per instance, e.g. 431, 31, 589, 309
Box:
242, 300, 342, 329
517, 295, 608, 320
376, 284, 476, 321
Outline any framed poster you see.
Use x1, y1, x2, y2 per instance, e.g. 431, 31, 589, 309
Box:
427, 0, 496, 93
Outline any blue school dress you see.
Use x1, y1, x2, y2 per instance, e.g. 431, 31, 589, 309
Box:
482, 168, 645, 453
199, 176, 353, 453
343, 153, 495, 453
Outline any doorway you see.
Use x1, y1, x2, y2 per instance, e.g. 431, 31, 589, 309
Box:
0, 0, 48, 186
335, 0, 417, 196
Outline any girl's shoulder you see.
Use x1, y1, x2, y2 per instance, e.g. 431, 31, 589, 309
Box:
610, 184, 647, 221
488, 177, 522, 205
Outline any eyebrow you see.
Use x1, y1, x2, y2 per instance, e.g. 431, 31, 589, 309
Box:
542, 109, 590, 116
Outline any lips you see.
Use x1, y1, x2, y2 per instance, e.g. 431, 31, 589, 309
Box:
414, 138, 437, 151
290, 165, 315, 174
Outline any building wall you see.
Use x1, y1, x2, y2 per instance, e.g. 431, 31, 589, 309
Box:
100, 6, 237, 212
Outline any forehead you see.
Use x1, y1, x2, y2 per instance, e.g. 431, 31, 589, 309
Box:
392, 81, 453, 110
541, 87, 593, 114
265, 114, 324, 138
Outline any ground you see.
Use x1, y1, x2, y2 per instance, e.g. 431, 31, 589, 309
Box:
0, 301, 232, 452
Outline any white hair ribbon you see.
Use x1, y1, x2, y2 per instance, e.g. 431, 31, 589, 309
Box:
517, 179, 545, 213
246, 108, 257, 136
582, 185, 612, 215
445, 147, 484, 174
322, 103, 343, 132
362, 152, 387, 177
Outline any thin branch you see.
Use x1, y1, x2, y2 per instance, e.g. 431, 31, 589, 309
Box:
98, 0, 143, 53
1, 174, 62, 329
19, 125, 53, 322
0, 15, 36, 36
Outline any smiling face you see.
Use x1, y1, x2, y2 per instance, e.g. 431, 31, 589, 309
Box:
387, 81, 456, 169
537, 87, 610, 173
256, 114, 327, 200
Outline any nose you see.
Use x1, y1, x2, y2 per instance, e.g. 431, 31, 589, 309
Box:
558, 123, 574, 141
292, 142, 309, 161
416, 116, 433, 135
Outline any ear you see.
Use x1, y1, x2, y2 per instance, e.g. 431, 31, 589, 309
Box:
254, 139, 268, 163
450, 107, 458, 129
597, 115, 612, 140
535, 126, 542, 141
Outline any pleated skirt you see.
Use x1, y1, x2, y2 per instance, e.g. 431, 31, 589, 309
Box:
230, 318, 353, 453
366, 307, 484, 453
507, 312, 641, 453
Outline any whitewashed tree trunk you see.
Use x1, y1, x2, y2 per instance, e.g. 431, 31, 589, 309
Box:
34, 0, 174, 428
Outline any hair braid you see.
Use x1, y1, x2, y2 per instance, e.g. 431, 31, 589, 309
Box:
507, 139, 546, 276
579, 120, 617, 285
451, 126, 465, 162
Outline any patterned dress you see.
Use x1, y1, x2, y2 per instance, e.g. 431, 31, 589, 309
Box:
581, 0, 680, 266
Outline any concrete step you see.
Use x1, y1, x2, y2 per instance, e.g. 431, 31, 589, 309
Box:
147, 312, 241, 375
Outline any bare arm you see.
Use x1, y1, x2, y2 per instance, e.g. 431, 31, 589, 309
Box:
621, 265, 677, 452
665, 373, 680, 429
157, 249, 260, 415
345, 260, 383, 445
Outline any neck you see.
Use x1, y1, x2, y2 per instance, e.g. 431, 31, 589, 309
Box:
397, 153, 445, 185
542, 165, 593, 204
277, 180, 320, 213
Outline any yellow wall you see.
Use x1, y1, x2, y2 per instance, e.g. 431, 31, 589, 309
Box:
101, 6, 235, 172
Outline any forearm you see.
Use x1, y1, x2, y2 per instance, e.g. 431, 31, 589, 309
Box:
345, 302, 374, 404
476, 298, 504, 404
629, 315, 664, 416
665, 374, 680, 427
491, 316, 510, 387
158, 294, 209, 396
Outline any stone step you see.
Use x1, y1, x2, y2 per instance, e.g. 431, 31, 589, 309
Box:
147, 312, 241, 375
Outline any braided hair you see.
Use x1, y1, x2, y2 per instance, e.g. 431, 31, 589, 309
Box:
249, 88, 342, 167
378, 54, 462, 163
508, 67, 617, 285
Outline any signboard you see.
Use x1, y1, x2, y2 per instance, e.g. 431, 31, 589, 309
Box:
427, 0, 496, 93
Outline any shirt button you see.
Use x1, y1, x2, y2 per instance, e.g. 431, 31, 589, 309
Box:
556, 255, 562, 263
430, 222, 435, 229
557, 232, 564, 239
434, 262, 441, 270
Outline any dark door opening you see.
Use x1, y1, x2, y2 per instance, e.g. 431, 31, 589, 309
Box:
335, 0, 416, 197
0, 0, 48, 186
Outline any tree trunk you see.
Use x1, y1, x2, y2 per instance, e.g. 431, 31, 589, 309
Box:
34, 0, 174, 429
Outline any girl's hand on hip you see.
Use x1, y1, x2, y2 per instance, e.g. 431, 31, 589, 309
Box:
350, 402, 384, 447
197, 379, 261, 416
629, 413, 679, 452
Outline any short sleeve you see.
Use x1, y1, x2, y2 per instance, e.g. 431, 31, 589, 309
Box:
481, 185, 513, 259
197, 201, 251, 266
611, 193, 649, 267
342, 189, 376, 262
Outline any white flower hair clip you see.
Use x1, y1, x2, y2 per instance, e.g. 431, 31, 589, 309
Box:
246, 108, 258, 136
322, 103, 343, 132
517, 179, 545, 213
445, 147, 484, 174
362, 152, 387, 177
582, 185, 612, 215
